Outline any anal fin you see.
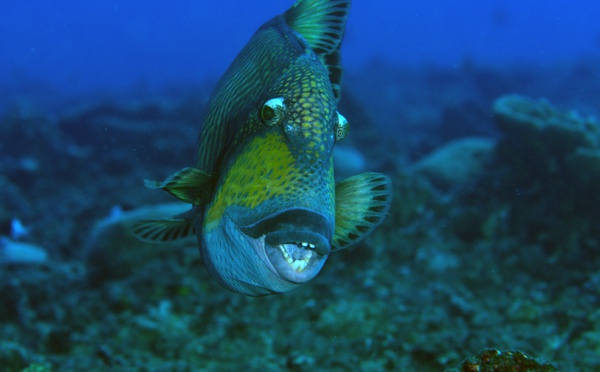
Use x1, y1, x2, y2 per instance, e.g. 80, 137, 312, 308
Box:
332, 172, 392, 251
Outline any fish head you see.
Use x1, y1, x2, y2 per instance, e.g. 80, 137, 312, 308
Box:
200, 50, 349, 296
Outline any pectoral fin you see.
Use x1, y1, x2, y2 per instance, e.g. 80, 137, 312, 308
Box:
332, 172, 392, 251
128, 210, 196, 244
144, 167, 214, 206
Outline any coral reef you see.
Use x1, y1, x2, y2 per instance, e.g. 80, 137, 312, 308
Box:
3, 61, 600, 370
489, 95, 600, 262
493, 94, 600, 185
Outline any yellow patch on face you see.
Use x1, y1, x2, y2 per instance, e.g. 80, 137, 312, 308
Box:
204, 132, 297, 230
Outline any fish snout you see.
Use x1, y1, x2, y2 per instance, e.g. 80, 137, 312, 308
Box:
241, 208, 332, 283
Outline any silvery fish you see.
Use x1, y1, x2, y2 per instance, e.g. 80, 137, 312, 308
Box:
132, 0, 392, 296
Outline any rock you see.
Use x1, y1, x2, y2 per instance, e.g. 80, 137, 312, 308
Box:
493, 94, 600, 156
487, 94, 600, 259
410, 137, 495, 191
0, 237, 48, 265
492, 93, 600, 202
85, 202, 195, 284
565, 147, 600, 189
333, 145, 367, 178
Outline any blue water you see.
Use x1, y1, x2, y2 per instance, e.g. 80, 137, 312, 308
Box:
2, 1, 599, 370
1, 0, 598, 95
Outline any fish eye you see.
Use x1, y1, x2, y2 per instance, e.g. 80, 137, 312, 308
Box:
334, 112, 348, 141
261, 97, 285, 126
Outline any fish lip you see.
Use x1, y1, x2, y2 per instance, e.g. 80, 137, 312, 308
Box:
240, 208, 332, 254
240, 208, 332, 283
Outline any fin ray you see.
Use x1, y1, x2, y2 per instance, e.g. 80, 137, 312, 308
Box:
129, 217, 196, 244
284, 0, 351, 101
332, 172, 392, 251
144, 167, 214, 206
284, 0, 351, 55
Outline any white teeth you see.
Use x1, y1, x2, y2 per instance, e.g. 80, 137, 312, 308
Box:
278, 245, 313, 273
290, 259, 308, 272
309, 243, 315, 249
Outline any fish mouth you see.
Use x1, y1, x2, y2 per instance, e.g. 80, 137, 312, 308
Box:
240, 208, 332, 283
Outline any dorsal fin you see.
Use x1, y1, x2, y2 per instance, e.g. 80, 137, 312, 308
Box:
322, 50, 343, 101
284, 0, 351, 101
284, 0, 351, 55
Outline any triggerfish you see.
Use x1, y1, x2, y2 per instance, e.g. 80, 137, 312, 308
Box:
132, 0, 392, 296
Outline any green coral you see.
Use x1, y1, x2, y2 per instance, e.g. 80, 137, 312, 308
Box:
447, 348, 558, 372
21, 364, 53, 372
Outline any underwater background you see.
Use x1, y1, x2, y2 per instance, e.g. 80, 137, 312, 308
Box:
1, 1, 600, 371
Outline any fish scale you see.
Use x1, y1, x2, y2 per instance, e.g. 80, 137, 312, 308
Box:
131, 0, 392, 296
